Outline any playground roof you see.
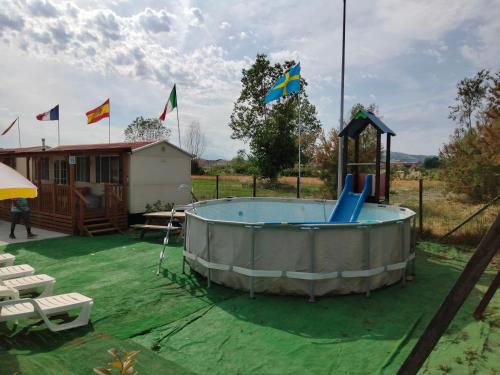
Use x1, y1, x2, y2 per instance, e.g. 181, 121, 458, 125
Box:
339, 110, 396, 138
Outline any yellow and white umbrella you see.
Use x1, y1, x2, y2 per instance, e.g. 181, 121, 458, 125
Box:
0, 162, 37, 200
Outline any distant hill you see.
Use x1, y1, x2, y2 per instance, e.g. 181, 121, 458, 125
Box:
199, 152, 435, 167
388, 151, 436, 164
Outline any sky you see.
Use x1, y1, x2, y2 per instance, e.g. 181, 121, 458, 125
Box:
0, 0, 498, 159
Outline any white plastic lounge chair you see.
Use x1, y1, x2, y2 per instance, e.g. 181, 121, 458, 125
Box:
0, 253, 15, 267
0, 289, 93, 332
0, 264, 35, 281
1, 274, 55, 298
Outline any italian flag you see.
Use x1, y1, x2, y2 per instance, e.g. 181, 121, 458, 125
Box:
159, 84, 177, 121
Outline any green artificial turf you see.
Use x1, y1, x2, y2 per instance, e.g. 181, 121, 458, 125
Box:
0, 236, 498, 374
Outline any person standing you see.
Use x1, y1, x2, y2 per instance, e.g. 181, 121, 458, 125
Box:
10, 198, 36, 239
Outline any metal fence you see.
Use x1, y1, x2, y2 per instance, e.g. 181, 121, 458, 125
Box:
192, 175, 498, 246
192, 175, 328, 201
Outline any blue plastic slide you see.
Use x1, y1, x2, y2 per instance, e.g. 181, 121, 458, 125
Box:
328, 174, 373, 223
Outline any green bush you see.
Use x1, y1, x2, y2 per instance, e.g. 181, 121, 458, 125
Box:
191, 159, 205, 175
280, 166, 316, 177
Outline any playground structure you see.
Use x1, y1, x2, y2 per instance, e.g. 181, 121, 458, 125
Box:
339, 110, 395, 203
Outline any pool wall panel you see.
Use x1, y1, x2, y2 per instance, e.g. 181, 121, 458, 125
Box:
184, 198, 415, 296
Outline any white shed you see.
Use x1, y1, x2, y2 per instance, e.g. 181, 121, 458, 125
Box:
128, 140, 192, 213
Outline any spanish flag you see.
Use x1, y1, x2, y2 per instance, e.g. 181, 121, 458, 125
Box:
86, 99, 110, 124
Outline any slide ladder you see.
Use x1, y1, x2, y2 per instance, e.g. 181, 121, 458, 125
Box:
328, 174, 373, 223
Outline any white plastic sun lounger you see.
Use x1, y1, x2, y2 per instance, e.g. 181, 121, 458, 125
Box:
0, 253, 15, 267
0, 290, 93, 332
1, 274, 55, 298
0, 264, 35, 281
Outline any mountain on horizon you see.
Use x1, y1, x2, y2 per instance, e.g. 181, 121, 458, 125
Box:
388, 151, 436, 163
200, 151, 436, 165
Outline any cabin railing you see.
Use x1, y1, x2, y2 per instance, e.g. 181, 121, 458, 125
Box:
73, 188, 89, 235
29, 183, 71, 216
104, 184, 125, 229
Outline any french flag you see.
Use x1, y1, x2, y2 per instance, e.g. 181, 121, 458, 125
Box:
36, 105, 59, 121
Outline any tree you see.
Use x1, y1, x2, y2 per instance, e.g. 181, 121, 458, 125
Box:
124, 117, 171, 142
347, 103, 380, 163
184, 120, 206, 159
423, 156, 441, 169
229, 54, 321, 180
314, 103, 381, 197
315, 127, 340, 196
448, 70, 491, 130
440, 70, 500, 201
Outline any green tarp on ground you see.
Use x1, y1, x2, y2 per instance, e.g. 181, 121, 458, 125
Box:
0, 235, 498, 374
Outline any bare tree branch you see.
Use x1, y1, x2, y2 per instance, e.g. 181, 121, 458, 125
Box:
183, 120, 206, 158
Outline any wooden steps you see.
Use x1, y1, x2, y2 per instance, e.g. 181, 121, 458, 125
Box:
83, 217, 119, 237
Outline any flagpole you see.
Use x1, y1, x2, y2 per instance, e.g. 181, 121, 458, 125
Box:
337, 0, 347, 198
176, 91, 181, 148
297, 94, 301, 198
17, 117, 21, 147
108, 99, 111, 144
57, 119, 60, 146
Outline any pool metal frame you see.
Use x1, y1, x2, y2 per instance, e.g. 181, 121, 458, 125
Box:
182, 197, 417, 301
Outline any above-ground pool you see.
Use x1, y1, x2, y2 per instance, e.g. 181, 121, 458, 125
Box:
184, 198, 416, 299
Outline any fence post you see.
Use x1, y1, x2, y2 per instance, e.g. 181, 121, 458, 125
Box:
253, 176, 256, 197
296, 175, 300, 199
216, 175, 219, 199
419, 178, 423, 236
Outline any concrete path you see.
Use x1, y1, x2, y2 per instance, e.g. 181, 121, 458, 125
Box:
0, 219, 67, 246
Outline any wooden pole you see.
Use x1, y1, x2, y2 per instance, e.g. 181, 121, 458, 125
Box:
296, 175, 300, 199
419, 178, 423, 236
354, 135, 360, 192
253, 175, 256, 197
342, 134, 348, 192
397, 214, 500, 375
69, 159, 76, 234
26, 156, 30, 180
473, 270, 500, 320
216, 175, 219, 199
375, 130, 381, 201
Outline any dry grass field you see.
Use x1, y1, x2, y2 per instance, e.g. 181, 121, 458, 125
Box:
192, 175, 498, 247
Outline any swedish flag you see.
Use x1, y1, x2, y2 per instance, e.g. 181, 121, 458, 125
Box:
264, 63, 301, 104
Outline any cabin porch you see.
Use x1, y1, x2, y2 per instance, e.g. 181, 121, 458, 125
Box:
0, 148, 130, 236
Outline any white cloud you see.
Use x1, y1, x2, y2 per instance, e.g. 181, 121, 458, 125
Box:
185, 7, 203, 26
0, 0, 496, 158
460, 7, 500, 68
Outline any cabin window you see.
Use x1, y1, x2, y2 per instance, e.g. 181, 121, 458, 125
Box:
96, 155, 121, 184
40, 157, 49, 180
54, 159, 67, 185
76, 156, 90, 182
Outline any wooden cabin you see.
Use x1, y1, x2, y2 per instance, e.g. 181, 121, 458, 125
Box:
0, 140, 192, 236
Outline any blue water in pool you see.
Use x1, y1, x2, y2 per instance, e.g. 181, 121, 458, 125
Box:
192, 199, 411, 224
